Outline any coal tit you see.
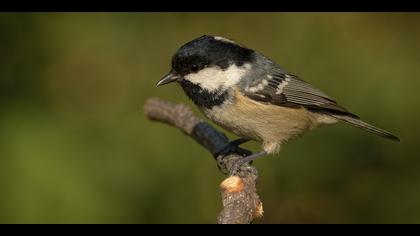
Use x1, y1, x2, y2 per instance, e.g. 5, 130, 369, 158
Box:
157, 35, 400, 164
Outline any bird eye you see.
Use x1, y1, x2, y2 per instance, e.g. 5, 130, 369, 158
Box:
190, 64, 200, 72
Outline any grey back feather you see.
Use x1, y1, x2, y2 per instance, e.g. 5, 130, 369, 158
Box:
240, 53, 357, 117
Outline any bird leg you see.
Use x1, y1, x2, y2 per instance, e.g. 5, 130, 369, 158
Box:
240, 151, 267, 164
214, 138, 251, 158
229, 151, 267, 176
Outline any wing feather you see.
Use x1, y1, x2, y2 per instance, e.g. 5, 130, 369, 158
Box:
241, 68, 357, 118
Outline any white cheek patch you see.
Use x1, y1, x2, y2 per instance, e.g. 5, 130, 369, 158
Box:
184, 63, 251, 92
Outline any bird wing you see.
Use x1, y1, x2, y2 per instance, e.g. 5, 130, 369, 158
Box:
240, 64, 358, 118
238, 55, 401, 141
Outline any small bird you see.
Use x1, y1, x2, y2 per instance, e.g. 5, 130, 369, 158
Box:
157, 35, 399, 165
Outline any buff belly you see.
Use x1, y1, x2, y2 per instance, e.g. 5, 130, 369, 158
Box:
202, 90, 337, 154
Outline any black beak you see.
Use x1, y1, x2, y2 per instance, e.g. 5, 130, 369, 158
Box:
156, 72, 180, 87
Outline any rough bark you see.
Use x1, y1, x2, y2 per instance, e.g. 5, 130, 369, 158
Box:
144, 98, 263, 224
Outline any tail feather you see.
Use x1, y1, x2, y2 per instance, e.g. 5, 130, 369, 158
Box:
331, 114, 400, 141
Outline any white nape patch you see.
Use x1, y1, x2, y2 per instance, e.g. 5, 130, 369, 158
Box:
184, 63, 251, 92
275, 75, 291, 95
267, 75, 273, 79
262, 79, 269, 86
213, 36, 237, 44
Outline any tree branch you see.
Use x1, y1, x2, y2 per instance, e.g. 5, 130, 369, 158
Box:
144, 98, 263, 224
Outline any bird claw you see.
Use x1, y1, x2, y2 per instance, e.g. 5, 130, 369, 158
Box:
229, 159, 247, 176
229, 157, 258, 176
214, 138, 251, 158
215, 139, 254, 175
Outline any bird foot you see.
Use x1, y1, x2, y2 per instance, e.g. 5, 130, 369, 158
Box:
229, 151, 267, 176
214, 138, 251, 158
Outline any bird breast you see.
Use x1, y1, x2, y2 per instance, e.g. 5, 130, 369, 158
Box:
202, 89, 321, 154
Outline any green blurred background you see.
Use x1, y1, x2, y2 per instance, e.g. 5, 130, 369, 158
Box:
0, 13, 419, 223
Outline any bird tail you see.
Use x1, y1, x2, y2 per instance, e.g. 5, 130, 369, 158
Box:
330, 114, 400, 141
